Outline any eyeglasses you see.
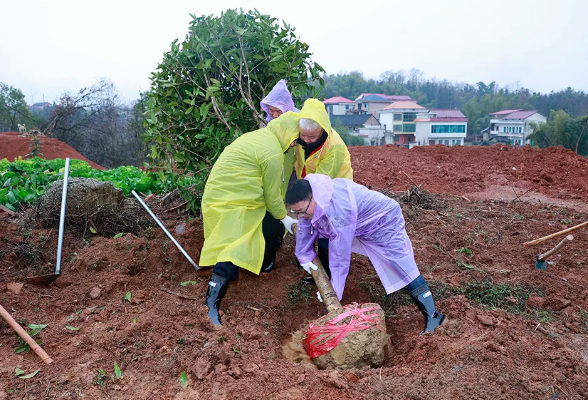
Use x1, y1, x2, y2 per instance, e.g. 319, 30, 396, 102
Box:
290, 195, 313, 216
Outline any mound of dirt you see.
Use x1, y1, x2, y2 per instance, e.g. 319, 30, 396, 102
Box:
0, 131, 103, 169
351, 144, 588, 212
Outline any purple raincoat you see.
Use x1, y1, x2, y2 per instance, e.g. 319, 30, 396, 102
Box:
295, 174, 421, 300
260, 79, 299, 122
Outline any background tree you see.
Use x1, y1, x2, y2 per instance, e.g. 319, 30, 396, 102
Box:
143, 9, 324, 175
47, 79, 145, 168
0, 83, 34, 132
528, 110, 588, 156
332, 118, 366, 146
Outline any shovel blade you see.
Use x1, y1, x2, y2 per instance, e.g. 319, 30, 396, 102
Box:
26, 274, 59, 285
535, 256, 547, 270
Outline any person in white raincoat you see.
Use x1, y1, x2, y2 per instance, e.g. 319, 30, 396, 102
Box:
286, 174, 445, 335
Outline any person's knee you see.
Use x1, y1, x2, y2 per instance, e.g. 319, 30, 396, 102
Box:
213, 262, 239, 281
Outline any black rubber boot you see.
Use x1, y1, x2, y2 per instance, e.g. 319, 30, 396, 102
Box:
409, 283, 445, 335
302, 246, 331, 285
260, 246, 279, 273
205, 273, 229, 326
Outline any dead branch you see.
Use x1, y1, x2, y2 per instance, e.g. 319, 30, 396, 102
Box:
165, 201, 189, 213
512, 188, 533, 202
401, 171, 421, 188
160, 287, 199, 301
534, 323, 557, 338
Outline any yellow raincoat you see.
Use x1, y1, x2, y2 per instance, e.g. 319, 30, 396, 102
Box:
295, 99, 353, 180
199, 112, 299, 273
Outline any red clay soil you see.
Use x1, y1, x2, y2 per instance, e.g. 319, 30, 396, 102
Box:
1, 145, 588, 399
351, 144, 588, 212
0, 132, 103, 169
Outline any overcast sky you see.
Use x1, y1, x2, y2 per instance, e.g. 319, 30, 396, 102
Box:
1, 0, 587, 104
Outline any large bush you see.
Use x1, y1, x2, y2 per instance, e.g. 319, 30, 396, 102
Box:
144, 9, 324, 174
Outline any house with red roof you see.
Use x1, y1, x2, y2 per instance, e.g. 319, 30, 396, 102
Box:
323, 96, 354, 116
488, 110, 547, 145
414, 109, 468, 146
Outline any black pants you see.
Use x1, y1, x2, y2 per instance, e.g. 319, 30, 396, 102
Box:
213, 212, 285, 281
317, 238, 331, 279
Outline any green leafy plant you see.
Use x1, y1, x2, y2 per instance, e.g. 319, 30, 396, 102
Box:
93, 369, 108, 386
123, 291, 132, 302
143, 9, 324, 209
14, 324, 47, 354
179, 371, 188, 389
457, 262, 476, 270
15, 368, 40, 380
179, 280, 198, 286
64, 326, 80, 331
454, 247, 472, 256
114, 361, 122, 379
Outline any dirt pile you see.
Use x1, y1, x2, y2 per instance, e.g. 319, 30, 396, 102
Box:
351, 144, 588, 211
0, 131, 103, 169
1, 145, 588, 399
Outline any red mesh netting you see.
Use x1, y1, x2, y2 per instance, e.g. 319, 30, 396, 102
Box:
304, 302, 385, 359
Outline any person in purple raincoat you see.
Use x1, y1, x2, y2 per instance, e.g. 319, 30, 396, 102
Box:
285, 174, 446, 335
260, 79, 300, 122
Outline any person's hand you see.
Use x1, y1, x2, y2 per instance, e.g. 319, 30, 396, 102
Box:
280, 215, 297, 234
316, 291, 323, 303
301, 262, 318, 275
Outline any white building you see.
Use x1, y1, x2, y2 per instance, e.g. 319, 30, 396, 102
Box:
378, 101, 426, 147
488, 110, 547, 145
323, 96, 354, 116
414, 109, 468, 146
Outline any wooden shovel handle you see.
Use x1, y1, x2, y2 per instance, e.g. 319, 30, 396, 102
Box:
524, 220, 588, 247
538, 235, 573, 260
0, 304, 53, 364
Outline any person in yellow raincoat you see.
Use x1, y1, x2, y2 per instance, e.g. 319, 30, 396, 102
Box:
200, 112, 299, 326
292, 98, 354, 285
294, 98, 353, 180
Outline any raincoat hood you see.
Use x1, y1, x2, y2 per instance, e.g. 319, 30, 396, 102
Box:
305, 174, 333, 223
265, 111, 300, 152
260, 79, 299, 122
299, 98, 332, 134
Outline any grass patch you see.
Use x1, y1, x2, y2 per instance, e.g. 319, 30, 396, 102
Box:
287, 281, 313, 305
458, 279, 550, 317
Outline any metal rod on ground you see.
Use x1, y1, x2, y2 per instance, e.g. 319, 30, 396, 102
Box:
131, 190, 199, 270
0, 304, 53, 364
55, 157, 70, 276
